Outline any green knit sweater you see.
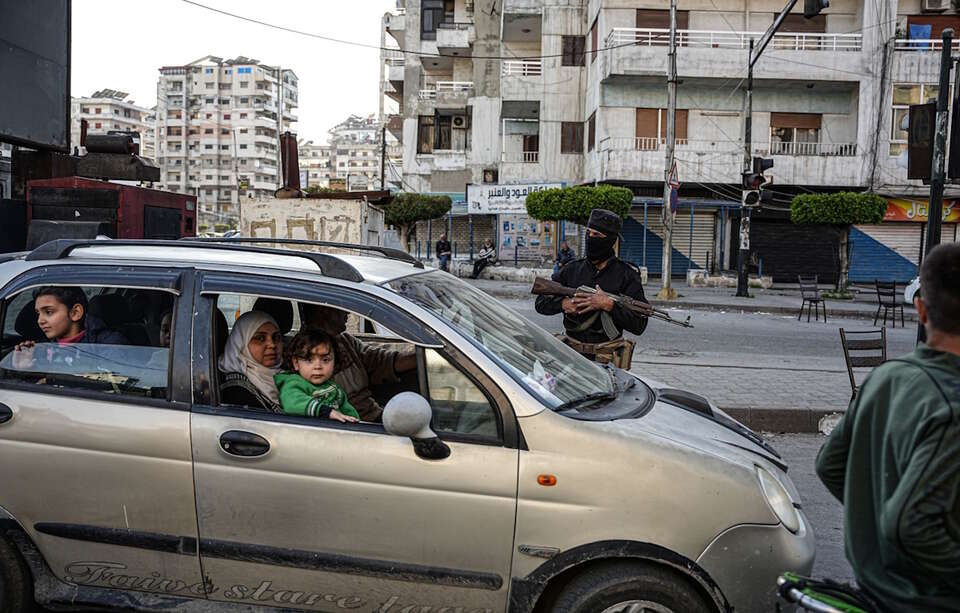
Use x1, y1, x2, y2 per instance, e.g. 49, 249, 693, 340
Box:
816, 344, 960, 612
274, 371, 360, 419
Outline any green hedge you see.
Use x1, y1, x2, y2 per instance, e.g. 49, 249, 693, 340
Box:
526, 184, 633, 224
385, 193, 452, 227
791, 192, 887, 225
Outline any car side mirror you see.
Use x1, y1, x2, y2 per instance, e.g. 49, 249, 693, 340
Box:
382, 392, 451, 460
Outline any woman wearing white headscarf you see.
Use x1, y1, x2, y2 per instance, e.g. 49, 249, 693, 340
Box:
219, 310, 283, 412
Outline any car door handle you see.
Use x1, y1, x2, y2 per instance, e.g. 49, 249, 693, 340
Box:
0, 403, 12, 425
219, 430, 270, 457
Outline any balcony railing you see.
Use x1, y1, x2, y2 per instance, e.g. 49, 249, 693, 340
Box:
601, 137, 856, 157
502, 60, 543, 76
438, 21, 474, 30
893, 38, 960, 51
765, 141, 857, 157
419, 81, 474, 99
502, 151, 539, 163
606, 28, 862, 52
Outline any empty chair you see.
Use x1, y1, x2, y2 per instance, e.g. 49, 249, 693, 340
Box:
797, 275, 826, 323
873, 280, 904, 328
839, 327, 887, 401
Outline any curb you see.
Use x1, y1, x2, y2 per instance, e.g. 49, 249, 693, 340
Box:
722, 407, 841, 434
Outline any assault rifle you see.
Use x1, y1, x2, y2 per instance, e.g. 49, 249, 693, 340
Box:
531, 277, 694, 329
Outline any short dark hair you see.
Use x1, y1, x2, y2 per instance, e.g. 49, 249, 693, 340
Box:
283, 329, 338, 370
33, 286, 87, 318
920, 243, 960, 334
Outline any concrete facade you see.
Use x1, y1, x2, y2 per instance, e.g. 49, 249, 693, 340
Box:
70, 90, 155, 161
155, 55, 298, 227
381, 0, 959, 200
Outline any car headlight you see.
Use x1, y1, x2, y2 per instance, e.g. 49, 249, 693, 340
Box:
757, 466, 800, 533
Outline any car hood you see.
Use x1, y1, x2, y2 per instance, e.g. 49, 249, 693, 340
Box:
602, 374, 794, 484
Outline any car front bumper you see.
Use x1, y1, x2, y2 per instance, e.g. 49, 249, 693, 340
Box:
696, 510, 816, 613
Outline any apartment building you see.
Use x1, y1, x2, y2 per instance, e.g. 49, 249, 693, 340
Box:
155, 55, 298, 225
70, 90, 155, 160
300, 114, 402, 191
382, 0, 960, 281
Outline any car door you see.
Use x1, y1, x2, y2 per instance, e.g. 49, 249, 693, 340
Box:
190, 271, 520, 611
0, 265, 205, 598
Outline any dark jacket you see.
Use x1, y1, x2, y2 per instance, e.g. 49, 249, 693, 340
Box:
435, 240, 451, 256
535, 257, 648, 343
556, 247, 575, 266
816, 345, 960, 612
84, 315, 128, 345
220, 371, 282, 413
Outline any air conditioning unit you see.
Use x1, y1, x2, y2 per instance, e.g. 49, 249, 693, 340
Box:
922, 0, 949, 12
452, 115, 467, 128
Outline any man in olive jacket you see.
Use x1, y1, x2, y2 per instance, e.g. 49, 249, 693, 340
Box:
816, 242, 960, 612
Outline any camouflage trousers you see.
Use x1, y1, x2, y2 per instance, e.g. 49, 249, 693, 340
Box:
556, 335, 636, 369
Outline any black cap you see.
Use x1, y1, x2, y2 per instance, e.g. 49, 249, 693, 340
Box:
587, 208, 622, 236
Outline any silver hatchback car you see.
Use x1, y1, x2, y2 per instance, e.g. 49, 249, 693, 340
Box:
0, 239, 814, 613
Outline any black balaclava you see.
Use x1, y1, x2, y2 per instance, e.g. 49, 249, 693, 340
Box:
585, 208, 622, 262
585, 233, 617, 262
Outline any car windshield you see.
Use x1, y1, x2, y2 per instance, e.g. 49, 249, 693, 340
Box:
387, 271, 613, 408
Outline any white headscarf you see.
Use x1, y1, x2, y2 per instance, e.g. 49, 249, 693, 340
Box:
219, 311, 282, 404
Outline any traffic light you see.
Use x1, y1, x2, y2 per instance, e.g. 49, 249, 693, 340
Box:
742, 157, 774, 208
804, 0, 829, 19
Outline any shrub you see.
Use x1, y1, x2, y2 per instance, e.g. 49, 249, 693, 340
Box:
526, 184, 632, 224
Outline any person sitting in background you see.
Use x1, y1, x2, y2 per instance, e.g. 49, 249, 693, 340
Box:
470, 239, 496, 279
275, 330, 359, 423
554, 241, 576, 274
436, 234, 452, 272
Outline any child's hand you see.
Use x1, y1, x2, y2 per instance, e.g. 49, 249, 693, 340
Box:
12, 341, 36, 370
328, 409, 358, 423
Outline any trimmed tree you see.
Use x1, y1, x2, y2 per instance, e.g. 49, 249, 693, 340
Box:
305, 185, 345, 195
385, 193, 452, 253
525, 184, 633, 224
790, 192, 887, 294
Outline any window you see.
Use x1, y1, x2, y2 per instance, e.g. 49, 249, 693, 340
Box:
223, 114, 231, 120
95, 107, 101, 114
421, 0, 453, 40
204, 128, 213, 134
587, 112, 596, 151
562, 36, 586, 67
220, 145, 229, 150
770, 113, 822, 155
205, 97, 214, 104
94, 122, 101, 129
891, 84, 938, 155
635, 108, 689, 150
206, 189, 213, 195
240, 97, 249, 104
240, 81, 248, 88
561, 122, 584, 153
205, 68, 214, 74
225, 69, 232, 74
81, 106, 89, 113
424, 349, 499, 440
239, 128, 248, 134
418, 115, 435, 154
0, 286, 176, 399
220, 175, 229, 180
206, 83, 214, 89
590, 18, 597, 63
239, 144, 248, 150
221, 128, 229, 135
205, 144, 213, 150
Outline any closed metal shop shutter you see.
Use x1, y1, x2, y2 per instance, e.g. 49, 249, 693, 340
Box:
854, 223, 923, 263
849, 223, 922, 283
623, 209, 714, 274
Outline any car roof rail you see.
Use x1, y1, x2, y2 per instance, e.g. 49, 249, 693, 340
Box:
24, 239, 366, 283
185, 237, 424, 268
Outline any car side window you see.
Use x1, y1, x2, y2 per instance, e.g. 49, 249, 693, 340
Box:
0, 286, 173, 400
424, 349, 500, 442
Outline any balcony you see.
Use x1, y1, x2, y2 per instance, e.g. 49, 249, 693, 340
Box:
502, 0, 539, 14
602, 28, 864, 83
437, 22, 475, 55
419, 149, 467, 171
893, 38, 960, 84
501, 151, 539, 163
385, 11, 406, 47
501, 59, 542, 99
598, 137, 860, 187
419, 81, 474, 107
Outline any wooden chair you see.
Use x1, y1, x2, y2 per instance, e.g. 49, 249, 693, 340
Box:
839, 327, 887, 401
874, 280, 904, 328
798, 275, 826, 322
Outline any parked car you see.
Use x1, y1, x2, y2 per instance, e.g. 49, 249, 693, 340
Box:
904, 276, 921, 305
0, 239, 814, 613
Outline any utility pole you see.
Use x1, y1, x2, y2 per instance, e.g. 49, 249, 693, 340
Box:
917, 28, 953, 344
380, 124, 387, 191
735, 0, 826, 297
657, 0, 679, 300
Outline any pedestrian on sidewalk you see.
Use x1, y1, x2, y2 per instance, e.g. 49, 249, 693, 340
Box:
554, 241, 576, 274
534, 209, 647, 368
470, 239, 496, 279
436, 234, 452, 272
816, 242, 960, 613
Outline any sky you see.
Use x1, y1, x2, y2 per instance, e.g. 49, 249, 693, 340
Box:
71, 0, 396, 143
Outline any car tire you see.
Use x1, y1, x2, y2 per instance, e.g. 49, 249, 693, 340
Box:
551, 561, 714, 613
0, 536, 36, 613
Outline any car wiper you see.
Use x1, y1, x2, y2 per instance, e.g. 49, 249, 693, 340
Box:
554, 390, 618, 412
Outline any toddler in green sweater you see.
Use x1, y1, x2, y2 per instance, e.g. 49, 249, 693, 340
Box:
274, 329, 360, 422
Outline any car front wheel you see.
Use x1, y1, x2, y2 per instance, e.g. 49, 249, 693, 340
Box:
0, 536, 36, 613
552, 561, 714, 613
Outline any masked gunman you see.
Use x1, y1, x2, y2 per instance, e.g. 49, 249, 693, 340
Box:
534, 209, 647, 367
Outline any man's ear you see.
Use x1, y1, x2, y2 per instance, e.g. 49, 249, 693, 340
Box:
69, 303, 85, 323
915, 296, 928, 326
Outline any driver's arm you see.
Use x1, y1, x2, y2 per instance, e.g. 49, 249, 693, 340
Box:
347, 333, 413, 384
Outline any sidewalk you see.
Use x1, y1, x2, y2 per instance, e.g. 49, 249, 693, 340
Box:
463, 271, 917, 323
